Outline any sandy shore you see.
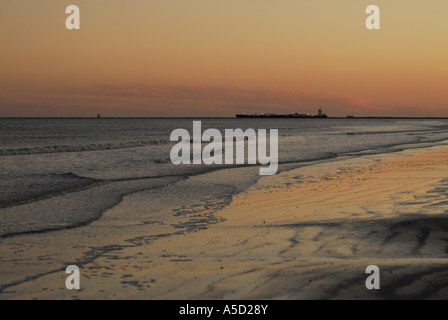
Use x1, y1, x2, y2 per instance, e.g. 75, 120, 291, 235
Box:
3, 144, 448, 299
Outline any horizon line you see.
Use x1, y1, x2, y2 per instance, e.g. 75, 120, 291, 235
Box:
2, 116, 448, 120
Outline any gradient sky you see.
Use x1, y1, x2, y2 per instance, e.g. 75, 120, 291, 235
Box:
1, 0, 447, 117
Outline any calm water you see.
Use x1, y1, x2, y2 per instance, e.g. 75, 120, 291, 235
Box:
1, 117, 448, 236
2, 117, 448, 293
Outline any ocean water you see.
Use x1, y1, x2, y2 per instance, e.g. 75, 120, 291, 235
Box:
1, 117, 448, 294
1, 117, 448, 236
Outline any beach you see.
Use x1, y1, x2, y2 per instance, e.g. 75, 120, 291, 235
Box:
3, 0, 448, 304
2, 142, 448, 300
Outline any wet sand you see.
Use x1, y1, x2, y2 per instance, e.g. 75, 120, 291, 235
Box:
2, 145, 448, 299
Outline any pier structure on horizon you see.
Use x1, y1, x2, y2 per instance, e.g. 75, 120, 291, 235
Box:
236, 108, 328, 119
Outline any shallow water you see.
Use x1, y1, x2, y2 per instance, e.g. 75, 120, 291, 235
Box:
1, 117, 448, 294
1, 117, 448, 234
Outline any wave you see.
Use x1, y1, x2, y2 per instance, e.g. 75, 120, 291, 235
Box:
0, 140, 169, 156
0, 172, 101, 209
346, 128, 448, 136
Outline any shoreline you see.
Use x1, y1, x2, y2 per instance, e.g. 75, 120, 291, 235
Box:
2, 142, 448, 299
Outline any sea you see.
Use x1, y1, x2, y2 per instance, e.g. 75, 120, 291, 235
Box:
1, 117, 448, 294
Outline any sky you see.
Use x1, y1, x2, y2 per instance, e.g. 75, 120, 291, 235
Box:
1, 0, 447, 117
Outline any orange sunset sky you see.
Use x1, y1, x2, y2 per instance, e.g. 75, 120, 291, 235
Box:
1, 1, 447, 117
